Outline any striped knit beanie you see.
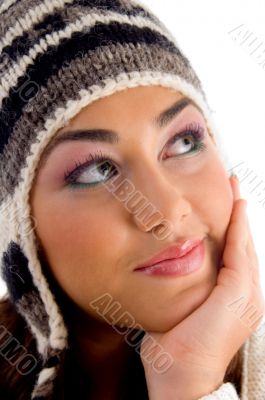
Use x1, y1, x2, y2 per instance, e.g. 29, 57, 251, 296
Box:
0, 0, 232, 398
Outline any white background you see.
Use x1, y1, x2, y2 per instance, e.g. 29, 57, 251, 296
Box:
1, 0, 265, 296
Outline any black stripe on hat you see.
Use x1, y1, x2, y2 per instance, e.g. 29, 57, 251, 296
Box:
0, 0, 159, 63
0, 22, 179, 155
0, 12, 67, 64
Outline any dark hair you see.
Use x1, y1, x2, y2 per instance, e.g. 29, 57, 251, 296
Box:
0, 245, 242, 398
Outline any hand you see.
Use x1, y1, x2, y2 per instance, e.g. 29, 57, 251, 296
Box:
140, 175, 265, 400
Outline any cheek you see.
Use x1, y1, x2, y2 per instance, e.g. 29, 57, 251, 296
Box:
34, 200, 113, 267
196, 154, 234, 253
31, 195, 128, 302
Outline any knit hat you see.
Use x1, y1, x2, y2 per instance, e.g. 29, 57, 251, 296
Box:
0, 0, 232, 398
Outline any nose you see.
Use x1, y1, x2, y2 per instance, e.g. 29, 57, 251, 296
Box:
127, 160, 192, 236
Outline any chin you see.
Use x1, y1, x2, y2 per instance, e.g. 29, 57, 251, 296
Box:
138, 285, 215, 332
132, 312, 189, 333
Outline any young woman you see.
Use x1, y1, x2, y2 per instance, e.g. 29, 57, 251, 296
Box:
0, 1, 264, 399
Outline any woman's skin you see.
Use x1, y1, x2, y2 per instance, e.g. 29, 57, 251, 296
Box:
142, 176, 265, 399
29, 85, 264, 398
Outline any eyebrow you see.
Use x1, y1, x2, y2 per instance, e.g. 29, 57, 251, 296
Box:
38, 96, 200, 169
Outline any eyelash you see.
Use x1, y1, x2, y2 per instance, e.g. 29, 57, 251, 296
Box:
63, 122, 207, 191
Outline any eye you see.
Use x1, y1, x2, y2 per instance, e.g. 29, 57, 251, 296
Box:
63, 150, 118, 191
165, 122, 207, 159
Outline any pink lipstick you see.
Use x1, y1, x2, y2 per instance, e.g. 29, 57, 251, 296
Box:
134, 239, 205, 277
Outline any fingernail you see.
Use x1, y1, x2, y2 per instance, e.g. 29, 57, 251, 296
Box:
231, 173, 239, 182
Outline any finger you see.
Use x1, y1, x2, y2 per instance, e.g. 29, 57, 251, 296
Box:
229, 176, 248, 245
231, 177, 253, 255
232, 182, 261, 281
245, 211, 261, 285
230, 176, 248, 245
239, 203, 263, 297
230, 175, 241, 201
224, 200, 248, 260
245, 216, 259, 267
229, 177, 263, 308
222, 182, 248, 275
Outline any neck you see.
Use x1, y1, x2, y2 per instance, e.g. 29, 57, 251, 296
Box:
69, 305, 136, 398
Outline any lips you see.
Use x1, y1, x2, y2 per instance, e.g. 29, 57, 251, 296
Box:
134, 238, 204, 271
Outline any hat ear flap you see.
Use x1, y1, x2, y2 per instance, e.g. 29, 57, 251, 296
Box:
1, 241, 36, 303
1, 240, 51, 338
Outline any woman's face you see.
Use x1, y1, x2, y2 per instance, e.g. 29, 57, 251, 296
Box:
29, 85, 233, 332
